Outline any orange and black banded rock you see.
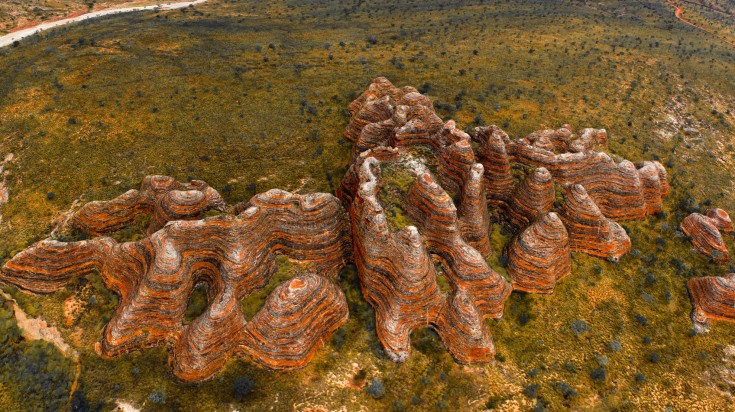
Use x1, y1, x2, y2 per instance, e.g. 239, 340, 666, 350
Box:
580, 158, 646, 221
504, 135, 667, 221
687, 273, 735, 333
346, 96, 394, 144
337, 146, 409, 208
457, 163, 492, 258
524, 125, 573, 153
559, 184, 631, 262
504, 167, 555, 230
349, 157, 444, 361
349, 155, 510, 363
349, 79, 669, 226
473, 125, 515, 207
391, 103, 444, 150
680, 213, 730, 263
569, 128, 607, 153
347, 76, 409, 117
706, 208, 734, 235
1, 189, 352, 382
635, 160, 669, 198
636, 161, 664, 215
434, 121, 476, 195
354, 119, 395, 155
404, 172, 511, 319
507, 146, 649, 221
72, 175, 226, 236
433, 290, 494, 363
506, 212, 571, 293
347, 77, 433, 145
240, 273, 348, 369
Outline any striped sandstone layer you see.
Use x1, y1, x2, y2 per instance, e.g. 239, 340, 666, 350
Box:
504, 168, 555, 230
0, 78, 675, 376
72, 175, 226, 236
705, 208, 734, 235
2, 189, 351, 381
346, 156, 510, 363
559, 184, 631, 262
469, 125, 669, 222
345, 77, 670, 297
680, 213, 730, 263
688, 274, 735, 333
506, 212, 571, 293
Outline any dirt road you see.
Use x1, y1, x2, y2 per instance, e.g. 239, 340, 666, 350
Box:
0, 0, 211, 48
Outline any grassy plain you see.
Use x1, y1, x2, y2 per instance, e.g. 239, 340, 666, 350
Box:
0, 0, 735, 410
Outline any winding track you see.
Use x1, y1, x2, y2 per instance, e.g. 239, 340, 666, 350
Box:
0, 0, 211, 48
668, 0, 735, 47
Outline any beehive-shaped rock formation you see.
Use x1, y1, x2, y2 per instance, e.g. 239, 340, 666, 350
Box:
680, 213, 730, 263
504, 167, 555, 230
706, 208, 734, 235
688, 273, 735, 333
2, 189, 352, 381
1, 77, 674, 375
559, 184, 631, 262
345, 77, 668, 293
506, 212, 571, 293
472, 125, 515, 207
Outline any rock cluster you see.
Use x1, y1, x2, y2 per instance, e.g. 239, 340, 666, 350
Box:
2, 188, 352, 381
1, 77, 672, 373
680, 212, 730, 263
342, 77, 668, 361
479, 128, 669, 221
342, 153, 510, 363
683, 208, 735, 332
559, 184, 631, 262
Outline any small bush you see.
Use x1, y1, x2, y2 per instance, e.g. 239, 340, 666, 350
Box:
232, 376, 255, 401
366, 378, 385, 398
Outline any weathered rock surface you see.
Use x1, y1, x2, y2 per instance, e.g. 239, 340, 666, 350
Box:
688, 273, 735, 333
706, 208, 734, 235
504, 167, 555, 230
344, 155, 510, 363
680, 213, 730, 263
72, 175, 227, 236
559, 184, 631, 262
507, 212, 571, 293
2, 189, 352, 381
472, 125, 515, 207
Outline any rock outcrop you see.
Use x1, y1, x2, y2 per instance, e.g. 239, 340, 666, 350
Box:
504, 168, 555, 230
343, 154, 510, 363
559, 184, 631, 262
506, 212, 571, 293
706, 208, 734, 235
680, 213, 730, 263
343, 76, 666, 310
72, 175, 226, 236
2, 189, 352, 381
688, 273, 735, 333
472, 125, 515, 207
